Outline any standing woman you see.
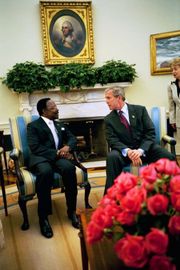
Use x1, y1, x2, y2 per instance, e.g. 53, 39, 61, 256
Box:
168, 57, 180, 140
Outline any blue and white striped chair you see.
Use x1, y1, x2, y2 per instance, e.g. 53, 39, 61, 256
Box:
9, 115, 91, 230
122, 106, 176, 173
147, 106, 176, 154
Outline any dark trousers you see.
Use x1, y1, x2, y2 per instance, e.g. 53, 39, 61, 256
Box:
104, 144, 176, 194
32, 159, 77, 219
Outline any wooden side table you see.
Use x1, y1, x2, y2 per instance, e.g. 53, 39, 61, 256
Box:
0, 147, 8, 216
0, 218, 5, 249
79, 210, 126, 270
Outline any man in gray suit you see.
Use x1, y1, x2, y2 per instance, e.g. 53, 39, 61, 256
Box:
104, 86, 176, 194
27, 98, 79, 238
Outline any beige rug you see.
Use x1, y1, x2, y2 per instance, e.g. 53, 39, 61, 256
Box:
0, 188, 104, 270
0, 170, 106, 210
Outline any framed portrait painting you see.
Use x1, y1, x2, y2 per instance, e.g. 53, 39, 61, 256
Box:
40, 1, 95, 65
150, 30, 180, 75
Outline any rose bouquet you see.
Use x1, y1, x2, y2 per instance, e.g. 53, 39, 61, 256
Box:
86, 158, 180, 270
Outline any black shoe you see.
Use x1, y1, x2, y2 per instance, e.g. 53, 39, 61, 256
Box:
68, 212, 80, 229
39, 218, 53, 238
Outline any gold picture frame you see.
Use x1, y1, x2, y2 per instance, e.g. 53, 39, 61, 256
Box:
40, 1, 95, 65
150, 30, 180, 75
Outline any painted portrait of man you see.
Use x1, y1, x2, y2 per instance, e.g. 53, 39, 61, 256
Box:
50, 10, 86, 57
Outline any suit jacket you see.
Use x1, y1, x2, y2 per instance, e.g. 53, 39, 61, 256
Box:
27, 117, 77, 168
104, 104, 156, 153
167, 81, 180, 128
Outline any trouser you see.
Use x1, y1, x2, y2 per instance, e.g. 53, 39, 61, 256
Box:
32, 159, 77, 219
104, 144, 176, 194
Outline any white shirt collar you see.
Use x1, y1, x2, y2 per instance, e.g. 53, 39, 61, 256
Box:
117, 103, 128, 114
41, 116, 53, 126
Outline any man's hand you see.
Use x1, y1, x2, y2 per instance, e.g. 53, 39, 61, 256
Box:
57, 145, 71, 159
127, 149, 142, 166
171, 123, 176, 130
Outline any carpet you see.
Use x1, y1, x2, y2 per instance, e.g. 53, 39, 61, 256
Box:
0, 169, 106, 210
0, 188, 104, 270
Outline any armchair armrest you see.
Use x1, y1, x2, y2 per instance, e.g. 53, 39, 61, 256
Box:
162, 135, 176, 145
9, 148, 20, 160
161, 135, 176, 157
9, 148, 25, 184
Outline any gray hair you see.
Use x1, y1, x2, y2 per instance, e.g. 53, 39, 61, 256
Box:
105, 86, 125, 101
62, 21, 74, 32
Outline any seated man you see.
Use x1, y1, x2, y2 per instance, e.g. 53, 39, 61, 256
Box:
104, 86, 176, 194
27, 98, 79, 238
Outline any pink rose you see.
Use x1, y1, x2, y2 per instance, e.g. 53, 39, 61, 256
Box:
171, 192, 180, 211
114, 234, 148, 268
114, 172, 138, 194
103, 203, 122, 222
147, 194, 169, 215
86, 221, 104, 244
145, 228, 168, 254
121, 187, 143, 214
149, 255, 176, 270
116, 210, 136, 226
106, 185, 124, 201
168, 215, 180, 235
155, 158, 180, 175
140, 163, 158, 184
170, 175, 180, 193
90, 207, 113, 228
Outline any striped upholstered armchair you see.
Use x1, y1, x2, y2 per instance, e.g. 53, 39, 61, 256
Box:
113, 106, 177, 174
146, 106, 176, 155
9, 115, 91, 230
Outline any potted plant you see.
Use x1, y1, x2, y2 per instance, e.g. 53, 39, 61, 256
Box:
95, 60, 137, 85
86, 158, 180, 269
50, 63, 97, 92
2, 61, 53, 93
2, 60, 137, 93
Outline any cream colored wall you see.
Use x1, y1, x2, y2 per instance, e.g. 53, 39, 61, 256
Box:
0, 0, 180, 128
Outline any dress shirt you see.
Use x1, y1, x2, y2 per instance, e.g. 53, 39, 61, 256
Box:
41, 116, 59, 149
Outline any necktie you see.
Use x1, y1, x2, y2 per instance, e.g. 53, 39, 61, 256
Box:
118, 110, 130, 131
48, 120, 59, 149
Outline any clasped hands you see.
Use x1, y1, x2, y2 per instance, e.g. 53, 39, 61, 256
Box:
56, 145, 72, 159
127, 149, 142, 166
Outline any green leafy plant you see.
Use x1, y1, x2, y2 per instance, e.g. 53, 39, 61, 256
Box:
95, 60, 137, 85
50, 63, 97, 92
2, 60, 137, 93
2, 62, 53, 93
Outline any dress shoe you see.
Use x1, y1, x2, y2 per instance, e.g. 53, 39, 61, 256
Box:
39, 218, 53, 238
68, 212, 80, 229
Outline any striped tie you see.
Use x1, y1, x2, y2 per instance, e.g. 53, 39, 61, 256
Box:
118, 110, 130, 131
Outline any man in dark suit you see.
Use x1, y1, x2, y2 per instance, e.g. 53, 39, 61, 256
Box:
104, 86, 176, 194
27, 98, 79, 238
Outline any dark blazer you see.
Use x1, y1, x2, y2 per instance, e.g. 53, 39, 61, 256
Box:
27, 117, 77, 168
104, 104, 156, 153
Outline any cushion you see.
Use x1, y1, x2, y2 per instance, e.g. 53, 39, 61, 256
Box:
17, 166, 87, 197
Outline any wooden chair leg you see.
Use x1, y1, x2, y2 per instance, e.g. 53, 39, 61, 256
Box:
3, 150, 9, 175
84, 182, 92, 209
0, 153, 8, 216
18, 196, 29, 230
